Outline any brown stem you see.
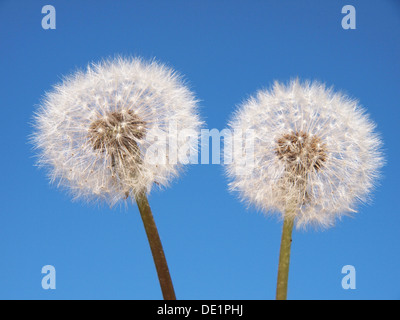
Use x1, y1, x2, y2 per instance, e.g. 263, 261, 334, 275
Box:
275, 213, 295, 300
135, 192, 176, 300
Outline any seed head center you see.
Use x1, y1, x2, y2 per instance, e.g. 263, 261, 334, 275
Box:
276, 131, 327, 174
88, 110, 146, 153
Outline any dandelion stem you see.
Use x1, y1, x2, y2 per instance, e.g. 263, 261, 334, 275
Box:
135, 192, 176, 300
276, 212, 295, 300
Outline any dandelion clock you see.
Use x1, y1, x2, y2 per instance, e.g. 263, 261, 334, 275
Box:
226, 79, 383, 300
32, 57, 201, 299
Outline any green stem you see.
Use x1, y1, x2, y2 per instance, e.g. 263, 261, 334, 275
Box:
276, 213, 295, 300
135, 192, 176, 300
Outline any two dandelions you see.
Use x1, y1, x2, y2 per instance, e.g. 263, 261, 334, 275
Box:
32, 57, 383, 300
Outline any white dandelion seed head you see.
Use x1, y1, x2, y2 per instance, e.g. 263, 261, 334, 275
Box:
226, 79, 384, 229
32, 57, 201, 205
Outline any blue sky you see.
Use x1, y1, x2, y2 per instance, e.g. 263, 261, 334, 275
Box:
0, 0, 399, 300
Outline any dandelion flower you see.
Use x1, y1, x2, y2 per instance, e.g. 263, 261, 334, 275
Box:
33, 57, 200, 205
32, 57, 201, 299
226, 79, 383, 299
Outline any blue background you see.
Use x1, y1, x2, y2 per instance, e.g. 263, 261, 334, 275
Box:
0, 0, 399, 300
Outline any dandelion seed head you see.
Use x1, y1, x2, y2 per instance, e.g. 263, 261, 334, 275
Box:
227, 79, 384, 228
32, 57, 201, 205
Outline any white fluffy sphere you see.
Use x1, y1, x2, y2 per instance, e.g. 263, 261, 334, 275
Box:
33, 57, 201, 205
226, 80, 383, 228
